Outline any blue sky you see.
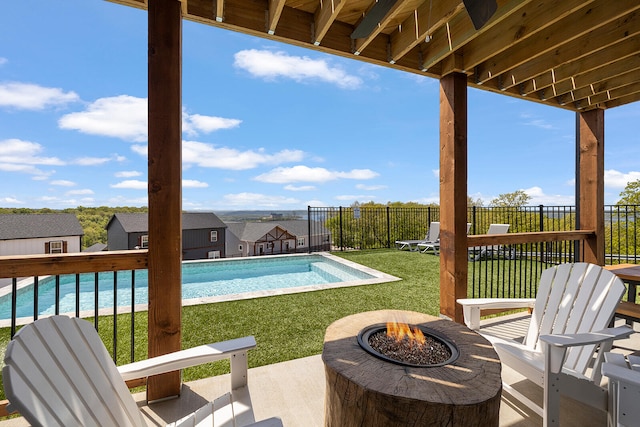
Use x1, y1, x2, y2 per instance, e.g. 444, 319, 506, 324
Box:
1, 0, 639, 211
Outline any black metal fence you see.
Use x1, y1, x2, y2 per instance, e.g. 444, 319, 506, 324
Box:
308, 205, 640, 299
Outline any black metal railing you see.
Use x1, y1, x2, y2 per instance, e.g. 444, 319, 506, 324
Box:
0, 251, 147, 364
308, 204, 638, 299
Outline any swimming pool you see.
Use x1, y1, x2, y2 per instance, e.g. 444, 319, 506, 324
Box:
0, 253, 399, 322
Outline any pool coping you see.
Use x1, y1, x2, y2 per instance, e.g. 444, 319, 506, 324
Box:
0, 252, 401, 327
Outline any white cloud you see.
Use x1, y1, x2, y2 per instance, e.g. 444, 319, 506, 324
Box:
335, 194, 375, 201
356, 183, 387, 191
284, 184, 316, 191
0, 82, 79, 110
183, 140, 304, 170
131, 144, 147, 156
221, 192, 300, 208
183, 113, 241, 136
72, 156, 112, 166
234, 49, 362, 89
50, 180, 76, 187
0, 197, 22, 204
59, 95, 244, 141
111, 179, 147, 189
183, 179, 209, 188
0, 58, 7, 66
66, 189, 94, 196
522, 186, 574, 205
0, 138, 63, 177
115, 170, 142, 178
59, 95, 148, 142
520, 113, 554, 130
604, 169, 640, 189
255, 165, 379, 183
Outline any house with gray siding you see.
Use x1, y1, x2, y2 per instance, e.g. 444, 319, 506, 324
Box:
106, 212, 227, 260
0, 213, 84, 256
225, 220, 331, 257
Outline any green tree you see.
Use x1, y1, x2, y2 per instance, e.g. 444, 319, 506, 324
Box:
490, 190, 531, 207
616, 180, 640, 205
468, 196, 483, 207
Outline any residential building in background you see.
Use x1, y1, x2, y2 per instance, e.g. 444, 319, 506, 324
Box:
106, 212, 227, 260
225, 220, 331, 257
0, 213, 83, 256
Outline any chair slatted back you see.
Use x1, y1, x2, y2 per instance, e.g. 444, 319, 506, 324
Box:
525, 263, 625, 376
3, 316, 146, 427
427, 222, 440, 242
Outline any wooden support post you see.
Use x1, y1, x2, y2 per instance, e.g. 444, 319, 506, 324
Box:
577, 110, 604, 265
147, 0, 183, 401
439, 73, 468, 323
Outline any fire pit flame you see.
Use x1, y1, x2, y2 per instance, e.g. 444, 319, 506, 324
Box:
357, 322, 459, 367
386, 321, 426, 345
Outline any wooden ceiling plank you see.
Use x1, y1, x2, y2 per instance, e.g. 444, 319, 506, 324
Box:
472, 0, 603, 85
587, 81, 640, 105
554, 56, 640, 101
353, 0, 405, 55
268, 0, 287, 34
388, 0, 462, 64
493, 1, 640, 91
312, 0, 345, 44
603, 91, 640, 110
520, 34, 640, 96
215, 0, 224, 21
419, 0, 527, 72
567, 70, 640, 104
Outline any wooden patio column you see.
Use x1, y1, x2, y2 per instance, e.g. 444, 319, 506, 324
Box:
577, 109, 605, 265
147, 0, 183, 401
439, 72, 468, 323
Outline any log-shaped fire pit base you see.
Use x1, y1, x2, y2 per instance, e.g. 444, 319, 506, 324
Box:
322, 310, 501, 427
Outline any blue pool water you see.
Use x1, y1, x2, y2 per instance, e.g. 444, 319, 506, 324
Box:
0, 254, 374, 320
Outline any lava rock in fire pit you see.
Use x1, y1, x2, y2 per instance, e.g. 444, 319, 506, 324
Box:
368, 330, 452, 366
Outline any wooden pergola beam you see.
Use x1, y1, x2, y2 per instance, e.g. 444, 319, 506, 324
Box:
147, 0, 183, 402
577, 109, 604, 265
439, 72, 468, 323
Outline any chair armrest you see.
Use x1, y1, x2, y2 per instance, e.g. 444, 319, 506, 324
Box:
457, 298, 536, 330
117, 336, 257, 384
602, 361, 640, 384
540, 326, 634, 374
540, 326, 633, 348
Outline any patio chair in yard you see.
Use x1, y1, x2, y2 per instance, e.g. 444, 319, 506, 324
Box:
2, 315, 283, 427
394, 221, 439, 252
417, 222, 470, 255
458, 263, 635, 427
467, 223, 514, 261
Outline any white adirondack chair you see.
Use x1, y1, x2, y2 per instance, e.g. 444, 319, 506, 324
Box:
601, 352, 640, 427
2, 315, 283, 427
458, 263, 634, 427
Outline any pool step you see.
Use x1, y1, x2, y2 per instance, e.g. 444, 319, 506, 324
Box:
311, 262, 360, 282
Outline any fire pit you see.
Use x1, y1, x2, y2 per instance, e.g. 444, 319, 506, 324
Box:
322, 310, 501, 426
357, 322, 459, 367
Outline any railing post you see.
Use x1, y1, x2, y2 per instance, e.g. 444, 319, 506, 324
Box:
387, 206, 391, 248
307, 205, 312, 254
339, 207, 343, 251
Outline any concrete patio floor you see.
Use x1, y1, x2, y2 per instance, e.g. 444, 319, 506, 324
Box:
1, 312, 638, 426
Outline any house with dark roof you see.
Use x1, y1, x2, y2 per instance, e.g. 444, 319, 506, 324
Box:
106, 212, 227, 260
225, 220, 331, 257
0, 213, 84, 256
